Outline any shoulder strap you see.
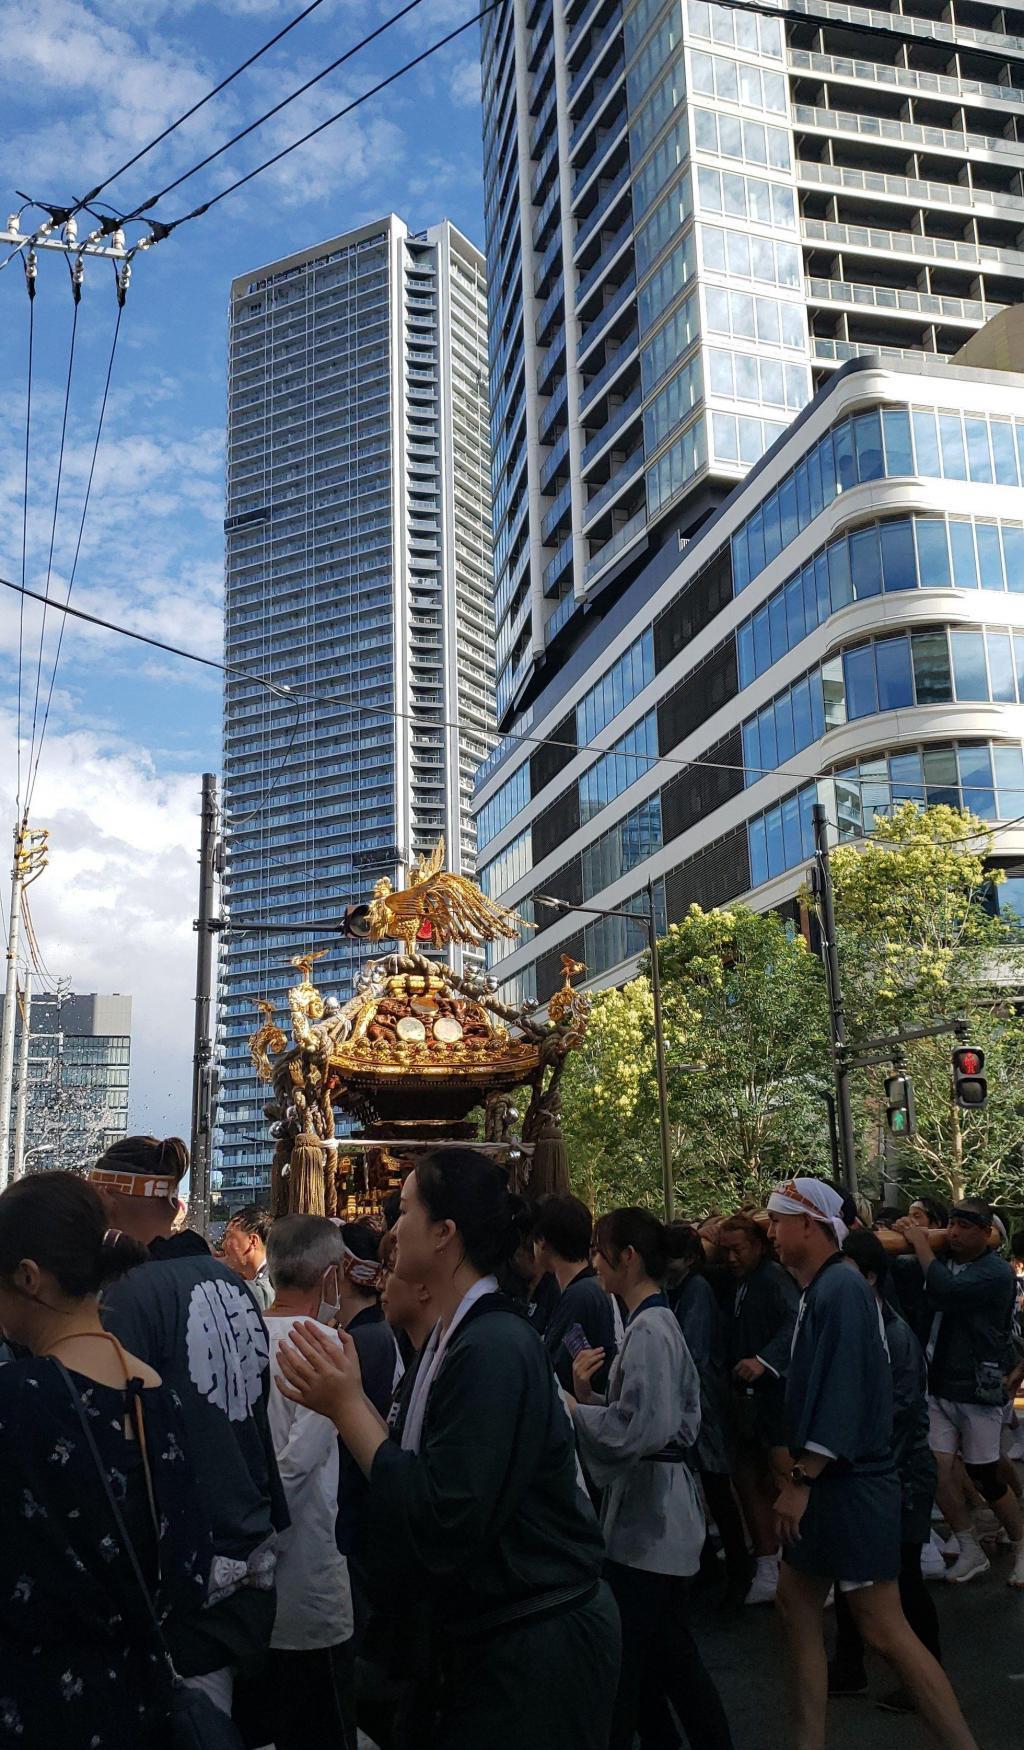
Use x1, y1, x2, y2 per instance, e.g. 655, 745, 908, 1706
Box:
52, 1359, 176, 1678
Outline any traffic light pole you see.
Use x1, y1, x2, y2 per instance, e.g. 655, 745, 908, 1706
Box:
188, 775, 220, 1235
811, 803, 858, 1197
12, 969, 32, 1181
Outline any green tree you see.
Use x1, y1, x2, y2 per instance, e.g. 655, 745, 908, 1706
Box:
830, 801, 1024, 1201
560, 904, 831, 1214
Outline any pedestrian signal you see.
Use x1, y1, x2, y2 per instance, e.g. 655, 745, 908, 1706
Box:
952, 1046, 987, 1108
884, 1072, 916, 1136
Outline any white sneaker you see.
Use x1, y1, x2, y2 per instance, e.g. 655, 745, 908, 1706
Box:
744, 1564, 779, 1605
946, 1541, 991, 1584
1008, 1543, 1024, 1590
921, 1540, 947, 1580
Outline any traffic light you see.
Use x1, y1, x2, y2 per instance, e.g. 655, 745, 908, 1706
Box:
952, 1045, 987, 1108
885, 1072, 916, 1136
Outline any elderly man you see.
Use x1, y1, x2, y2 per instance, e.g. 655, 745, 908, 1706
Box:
768, 1178, 977, 1750
222, 1205, 274, 1310
234, 1214, 354, 1750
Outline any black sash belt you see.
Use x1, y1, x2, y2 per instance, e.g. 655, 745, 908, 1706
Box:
448, 1579, 599, 1640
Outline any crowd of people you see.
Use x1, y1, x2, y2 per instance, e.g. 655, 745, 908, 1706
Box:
0, 1134, 1021, 1750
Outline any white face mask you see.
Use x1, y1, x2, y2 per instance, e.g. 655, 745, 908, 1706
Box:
318, 1264, 341, 1326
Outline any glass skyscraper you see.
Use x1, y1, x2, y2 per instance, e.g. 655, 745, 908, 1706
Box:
13, 991, 132, 1168
482, 0, 1024, 729
217, 216, 493, 1219
475, 0, 1024, 1011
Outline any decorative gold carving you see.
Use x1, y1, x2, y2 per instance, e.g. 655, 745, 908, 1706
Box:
249, 1001, 288, 1082
289, 951, 328, 1048
364, 834, 533, 948
547, 955, 592, 1049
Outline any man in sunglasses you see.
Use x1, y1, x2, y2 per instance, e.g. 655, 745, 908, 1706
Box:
894, 1197, 1022, 1587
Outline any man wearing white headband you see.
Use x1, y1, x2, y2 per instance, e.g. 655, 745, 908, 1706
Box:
768, 1179, 978, 1750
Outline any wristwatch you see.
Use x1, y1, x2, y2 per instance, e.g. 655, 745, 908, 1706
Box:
790, 1464, 815, 1488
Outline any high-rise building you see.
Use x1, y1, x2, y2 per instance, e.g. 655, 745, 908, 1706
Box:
474, 350, 1024, 1008
481, 0, 1024, 729
13, 991, 132, 1170
216, 216, 493, 1219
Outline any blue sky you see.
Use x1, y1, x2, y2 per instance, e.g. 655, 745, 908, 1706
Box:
0, 0, 486, 1136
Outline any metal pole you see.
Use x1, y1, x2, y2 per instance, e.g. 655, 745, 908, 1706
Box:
12, 969, 32, 1180
188, 774, 220, 1234
0, 828, 25, 1194
647, 880, 675, 1223
812, 803, 858, 1196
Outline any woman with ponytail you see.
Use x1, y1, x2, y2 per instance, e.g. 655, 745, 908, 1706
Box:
570, 1207, 735, 1750
275, 1146, 620, 1748
0, 1171, 211, 1749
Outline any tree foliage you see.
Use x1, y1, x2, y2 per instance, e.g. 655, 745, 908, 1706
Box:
561, 904, 831, 1215
830, 802, 1024, 1203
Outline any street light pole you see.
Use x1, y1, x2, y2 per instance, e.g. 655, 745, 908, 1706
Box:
12, 969, 32, 1181
811, 803, 858, 1196
533, 885, 675, 1221
189, 774, 221, 1235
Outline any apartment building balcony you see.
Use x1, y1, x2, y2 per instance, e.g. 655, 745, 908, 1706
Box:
787, 47, 1024, 118
572, 118, 629, 207
575, 219, 633, 314
792, 104, 1024, 168
534, 228, 564, 301
541, 477, 573, 544
801, 218, 1024, 275
805, 275, 1003, 327
569, 25, 621, 106
577, 270, 637, 365
544, 585, 582, 644
538, 375, 569, 443
796, 157, 1024, 221
567, 0, 605, 56
581, 450, 643, 526
537, 427, 570, 498
537, 327, 566, 396
542, 532, 574, 596
570, 66, 626, 154
579, 330, 639, 417
573, 165, 631, 259
583, 507, 646, 588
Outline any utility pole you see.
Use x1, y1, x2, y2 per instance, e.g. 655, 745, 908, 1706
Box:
647, 879, 675, 1223
811, 803, 857, 1196
0, 822, 48, 1193
12, 970, 32, 1181
188, 775, 221, 1234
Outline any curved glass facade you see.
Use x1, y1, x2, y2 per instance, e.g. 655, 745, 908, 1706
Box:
737, 514, 1024, 691
744, 624, 1024, 783
731, 405, 1024, 592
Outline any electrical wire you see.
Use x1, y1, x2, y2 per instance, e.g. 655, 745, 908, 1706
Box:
155, 0, 504, 235
0, 573, 834, 789
24, 300, 124, 816
122, 0, 433, 222
26, 283, 80, 798
15, 282, 35, 820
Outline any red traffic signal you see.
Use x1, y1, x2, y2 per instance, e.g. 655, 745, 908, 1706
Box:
952, 1045, 987, 1109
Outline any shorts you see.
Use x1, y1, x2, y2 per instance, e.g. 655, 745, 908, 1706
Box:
927, 1396, 1004, 1465
783, 1463, 900, 1586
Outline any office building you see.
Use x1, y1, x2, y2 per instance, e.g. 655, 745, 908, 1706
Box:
474, 353, 1024, 1005
481, 0, 1024, 728
14, 991, 132, 1170
217, 216, 493, 1217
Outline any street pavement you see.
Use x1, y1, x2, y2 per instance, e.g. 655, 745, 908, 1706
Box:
696, 1542, 1024, 1749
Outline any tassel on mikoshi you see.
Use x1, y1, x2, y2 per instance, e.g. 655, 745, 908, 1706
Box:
289, 1132, 326, 1216
270, 1141, 291, 1219
529, 1115, 570, 1198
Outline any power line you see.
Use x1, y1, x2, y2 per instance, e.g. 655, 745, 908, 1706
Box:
26, 277, 80, 796
15, 268, 36, 820
122, 0, 433, 223
24, 300, 125, 816
76, 0, 334, 212
0, 573, 832, 789
154, 0, 503, 235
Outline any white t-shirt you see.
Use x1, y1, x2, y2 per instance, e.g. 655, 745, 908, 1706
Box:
265, 1316, 354, 1650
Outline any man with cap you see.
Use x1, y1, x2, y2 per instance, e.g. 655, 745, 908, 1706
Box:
894, 1196, 1023, 1587
769, 1177, 978, 1750
92, 1135, 288, 1722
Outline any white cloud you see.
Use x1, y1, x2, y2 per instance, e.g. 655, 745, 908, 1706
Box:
0, 703, 201, 1139
448, 56, 481, 109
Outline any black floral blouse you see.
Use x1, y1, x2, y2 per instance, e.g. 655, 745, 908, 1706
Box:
0, 1358, 212, 1748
